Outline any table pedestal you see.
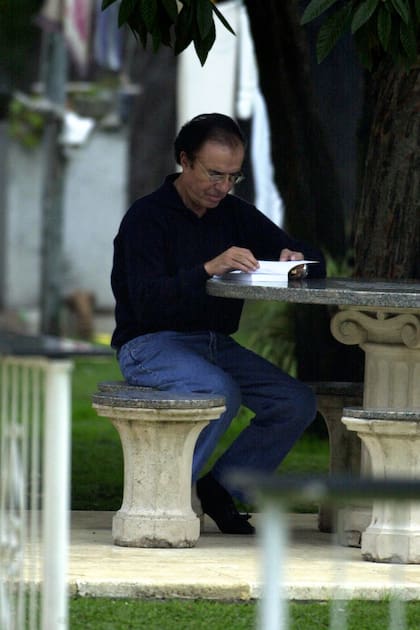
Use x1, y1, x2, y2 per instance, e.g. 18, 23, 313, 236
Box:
343, 410, 420, 563
331, 307, 420, 409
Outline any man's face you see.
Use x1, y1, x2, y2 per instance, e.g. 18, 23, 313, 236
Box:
179, 140, 245, 212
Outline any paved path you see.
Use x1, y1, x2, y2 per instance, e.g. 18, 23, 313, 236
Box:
25, 511, 420, 601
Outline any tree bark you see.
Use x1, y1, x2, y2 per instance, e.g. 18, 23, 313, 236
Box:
353, 61, 420, 279
243, 0, 346, 258
128, 46, 176, 204
243, 1, 364, 384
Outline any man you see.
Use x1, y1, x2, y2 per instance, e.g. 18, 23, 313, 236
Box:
111, 113, 326, 535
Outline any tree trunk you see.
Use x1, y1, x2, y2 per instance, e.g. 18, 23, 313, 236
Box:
243, 1, 365, 385
353, 61, 420, 279
243, 0, 345, 258
128, 46, 176, 204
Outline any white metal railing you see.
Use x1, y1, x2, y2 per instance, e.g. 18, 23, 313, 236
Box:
0, 356, 72, 630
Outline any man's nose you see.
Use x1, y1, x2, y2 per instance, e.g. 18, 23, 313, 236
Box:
216, 177, 235, 192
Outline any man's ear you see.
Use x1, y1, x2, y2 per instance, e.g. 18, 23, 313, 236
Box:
179, 151, 189, 170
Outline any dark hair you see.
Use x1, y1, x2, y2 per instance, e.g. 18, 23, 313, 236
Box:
174, 113, 246, 164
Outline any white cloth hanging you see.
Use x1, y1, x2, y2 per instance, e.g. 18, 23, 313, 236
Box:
176, 0, 283, 225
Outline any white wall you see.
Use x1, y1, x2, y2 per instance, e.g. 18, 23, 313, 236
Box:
62, 131, 127, 308
4, 128, 127, 315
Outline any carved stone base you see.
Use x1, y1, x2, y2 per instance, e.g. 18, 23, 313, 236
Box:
93, 387, 225, 548
343, 409, 420, 563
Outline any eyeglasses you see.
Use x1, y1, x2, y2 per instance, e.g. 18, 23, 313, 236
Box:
195, 158, 245, 185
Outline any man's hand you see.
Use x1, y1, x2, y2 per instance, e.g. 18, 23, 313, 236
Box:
204, 247, 259, 277
279, 248, 307, 278
279, 248, 304, 261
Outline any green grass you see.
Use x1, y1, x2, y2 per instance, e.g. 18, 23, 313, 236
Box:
68, 597, 420, 629
71, 357, 124, 510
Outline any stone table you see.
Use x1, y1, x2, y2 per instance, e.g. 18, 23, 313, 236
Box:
207, 276, 420, 560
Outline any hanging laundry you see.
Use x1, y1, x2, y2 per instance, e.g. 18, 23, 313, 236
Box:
93, 0, 123, 71
37, 0, 94, 75
63, 0, 94, 74
36, 0, 61, 29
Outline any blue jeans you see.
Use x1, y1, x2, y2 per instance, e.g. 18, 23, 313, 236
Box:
118, 331, 316, 500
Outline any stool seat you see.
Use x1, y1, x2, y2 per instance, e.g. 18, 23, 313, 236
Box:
308, 381, 364, 398
93, 386, 225, 409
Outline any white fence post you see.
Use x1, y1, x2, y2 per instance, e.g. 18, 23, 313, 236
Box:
258, 504, 288, 630
41, 359, 73, 630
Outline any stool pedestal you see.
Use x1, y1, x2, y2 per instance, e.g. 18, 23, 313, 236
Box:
343, 408, 420, 563
308, 382, 363, 535
93, 387, 225, 548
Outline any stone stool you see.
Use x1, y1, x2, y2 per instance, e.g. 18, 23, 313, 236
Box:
308, 382, 363, 533
92, 382, 225, 548
342, 407, 420, 563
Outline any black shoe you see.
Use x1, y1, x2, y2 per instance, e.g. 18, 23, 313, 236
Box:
196, 472, 255, 535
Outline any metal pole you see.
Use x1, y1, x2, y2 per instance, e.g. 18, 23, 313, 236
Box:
0, 116, 9, 309
39, 30, 67, 335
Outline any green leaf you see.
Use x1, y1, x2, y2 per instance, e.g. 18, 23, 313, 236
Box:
400, 19, 417, 64
386, 16, 401, 58
351, 0, 380, 33
377, 4, 392, 50
300, 0, 341, 25
151, 27, 162, 52
414, 0, 420, 20
316, 3, 353, 62
194, 18, 216, 65
127, 6, 148, 46
118, 0, 138, 27
212, 3, 236, 36
102, 0, 119, 9
390, 0, 410, 24
155, 2, 174, 46
139, 0, 157, 31
354, 27, 374, 70
196, 0, 213, 39
160, 0, 178, 23
174, 4, 194, 55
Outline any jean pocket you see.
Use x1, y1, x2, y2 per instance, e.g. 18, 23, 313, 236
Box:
118, 333, 164, 380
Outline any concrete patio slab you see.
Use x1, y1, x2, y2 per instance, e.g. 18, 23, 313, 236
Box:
23, 511, 420, 602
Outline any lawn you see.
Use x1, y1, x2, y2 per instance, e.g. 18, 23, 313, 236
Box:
69, 597, 420, 629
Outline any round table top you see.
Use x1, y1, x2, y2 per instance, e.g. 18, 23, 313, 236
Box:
207, 277, 420, 310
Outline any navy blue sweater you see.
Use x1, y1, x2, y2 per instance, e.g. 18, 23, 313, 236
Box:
111, 175, 326, 349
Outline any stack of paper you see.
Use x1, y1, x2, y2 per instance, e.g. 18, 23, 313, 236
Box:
220, 260, 318, 284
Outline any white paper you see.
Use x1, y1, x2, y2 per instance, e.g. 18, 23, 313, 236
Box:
220, 260, 318, 283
